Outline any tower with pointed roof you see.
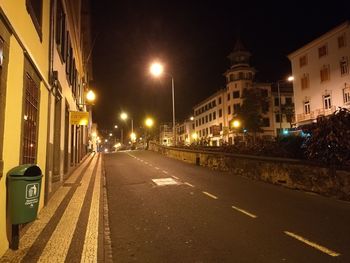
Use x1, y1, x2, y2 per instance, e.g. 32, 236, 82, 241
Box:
224, 38, 256, 92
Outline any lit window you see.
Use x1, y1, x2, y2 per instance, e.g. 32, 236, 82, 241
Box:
304, 101, 310, 114
340, 57, 349, 75
323, 95, 332, 110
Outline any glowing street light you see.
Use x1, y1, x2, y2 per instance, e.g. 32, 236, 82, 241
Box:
130, 132, 136, 142
145, 117, 154, 128
277, 75, 294, 134
232, 120, 241, 128
149, 61, 176, 145
120, 112, 128, 121
150, 62, 164, 77
86, 90, 96, 103
191, 132, 198, 140
190, 116, 194, 121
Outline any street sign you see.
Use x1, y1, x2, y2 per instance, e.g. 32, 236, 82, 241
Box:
70, 111, 89, 125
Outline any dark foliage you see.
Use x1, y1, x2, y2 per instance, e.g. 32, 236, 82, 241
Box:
303, 108, 350, 166
236, 88, 270, 136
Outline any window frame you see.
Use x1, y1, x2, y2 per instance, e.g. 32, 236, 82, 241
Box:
323, 94, 332, 110
26, 0, 43, 41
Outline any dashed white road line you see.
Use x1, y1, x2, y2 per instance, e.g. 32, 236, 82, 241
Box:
172, 175, 179, 180
144, 162, 149, 164
184, 182, 194, 187
155, 167, 160, 170
231, 205, 257, 218
284, 231, 340, 257
162, 170, 168, 174
202, 191, 218, 200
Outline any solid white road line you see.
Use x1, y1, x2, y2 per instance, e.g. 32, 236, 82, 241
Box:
172, 175, 179, 180
184, 182, 194, 187
231, 205, 257, 219
284, 231, 340, 257
202, 191, 218, 199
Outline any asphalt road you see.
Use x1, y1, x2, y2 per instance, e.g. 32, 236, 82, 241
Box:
104, 150, 350, 263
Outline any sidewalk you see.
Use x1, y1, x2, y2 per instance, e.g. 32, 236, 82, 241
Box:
0, 153, 112, 263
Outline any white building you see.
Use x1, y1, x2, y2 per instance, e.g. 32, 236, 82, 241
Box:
159, 123, 173, 146
193, 40, 293, 145
176, 118, 195, 146
288, 21, 350, 127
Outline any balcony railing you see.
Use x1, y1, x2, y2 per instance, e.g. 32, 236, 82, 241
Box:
296, 106, 336, 123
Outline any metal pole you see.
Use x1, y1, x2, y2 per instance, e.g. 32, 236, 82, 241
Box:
121, 128, 124, 145
131, 119, 134, 134
171, 77, 176, 146
277, 81, 282, 134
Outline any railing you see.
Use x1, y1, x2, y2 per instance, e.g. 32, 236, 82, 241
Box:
297, 106, 336, 122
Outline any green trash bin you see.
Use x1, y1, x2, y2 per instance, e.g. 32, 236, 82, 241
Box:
7, 164, 42, 224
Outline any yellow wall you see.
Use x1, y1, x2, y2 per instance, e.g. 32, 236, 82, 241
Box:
0, 0, 50, 80
0, 36, 24, 256
0, 0, 51, 256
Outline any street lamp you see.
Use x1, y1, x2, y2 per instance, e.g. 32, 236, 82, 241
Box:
86, 90, 96, 103
144, 117, 154, 149
276, 76, 294, 135
145, 117, 154, 128
150, 61, 176, 146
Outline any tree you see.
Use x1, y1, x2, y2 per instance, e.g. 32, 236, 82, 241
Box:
281, 101, 295, 128
303, 108, 350, 167
236, 87, 270, 141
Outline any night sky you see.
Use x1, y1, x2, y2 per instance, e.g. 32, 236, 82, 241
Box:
90, 1, 350, 130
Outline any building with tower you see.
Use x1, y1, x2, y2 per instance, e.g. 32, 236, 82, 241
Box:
193, 39, 293, 145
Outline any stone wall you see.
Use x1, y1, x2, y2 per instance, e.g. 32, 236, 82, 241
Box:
149, 142, 350, 201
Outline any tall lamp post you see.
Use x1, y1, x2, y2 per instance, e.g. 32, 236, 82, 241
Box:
120, 112, 135, 145
150, 62, 176, 146
144, 117, 154, 149
276, 76, 294, 135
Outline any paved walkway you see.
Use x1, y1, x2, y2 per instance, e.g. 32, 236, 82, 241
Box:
0, 153, 112, 263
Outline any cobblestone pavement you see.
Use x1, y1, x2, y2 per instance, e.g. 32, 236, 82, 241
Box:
0, 153, 112, 263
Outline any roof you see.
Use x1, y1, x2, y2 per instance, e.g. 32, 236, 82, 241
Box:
288, 20, 349, 59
